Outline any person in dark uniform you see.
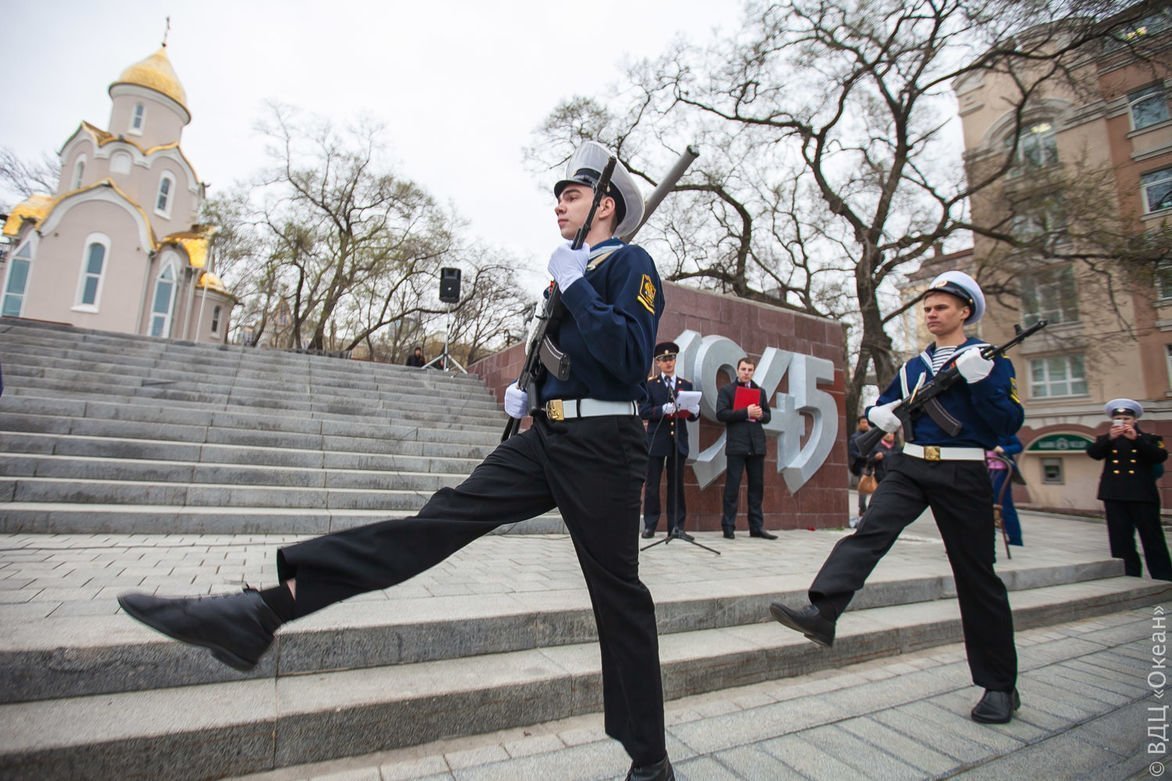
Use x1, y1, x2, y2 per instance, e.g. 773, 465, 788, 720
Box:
117, 141, 676, 781
640, 341, 698, 540
1087, 398, 1172, 581
716, 356, 778, 540
770, 270, 1024, 725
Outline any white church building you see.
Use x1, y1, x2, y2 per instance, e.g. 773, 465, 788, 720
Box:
1, 44, 234, 343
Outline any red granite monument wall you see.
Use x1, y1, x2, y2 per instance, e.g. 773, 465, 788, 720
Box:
470, 280, 850, 530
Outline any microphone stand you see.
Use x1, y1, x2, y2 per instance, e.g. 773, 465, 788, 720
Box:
642, 376, 720, 556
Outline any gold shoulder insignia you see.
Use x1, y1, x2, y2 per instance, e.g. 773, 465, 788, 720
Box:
636, 274, 657, 314
1009, 376, 1020, 406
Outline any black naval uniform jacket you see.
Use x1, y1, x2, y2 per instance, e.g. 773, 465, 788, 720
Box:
641, 375, 696, 457
1088, 428, 1167, 504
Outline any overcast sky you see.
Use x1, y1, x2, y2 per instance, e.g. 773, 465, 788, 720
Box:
1, 0, 737, 289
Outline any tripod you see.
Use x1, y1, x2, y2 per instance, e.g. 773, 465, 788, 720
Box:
641, 383, 720, 556
422, 303, 467, 374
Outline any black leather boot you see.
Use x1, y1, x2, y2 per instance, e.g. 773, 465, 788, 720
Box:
118, 589, 282, 671
625, 755, 675, 781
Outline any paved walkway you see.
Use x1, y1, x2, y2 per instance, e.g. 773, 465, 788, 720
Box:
223, 608, 1168, 781
0, 507, 1168, 780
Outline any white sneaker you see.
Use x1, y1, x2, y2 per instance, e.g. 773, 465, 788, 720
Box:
848, 516, 859, 529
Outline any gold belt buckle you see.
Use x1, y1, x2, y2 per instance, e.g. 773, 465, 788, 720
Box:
546, 399, 565, 421
924, 445, 941, 461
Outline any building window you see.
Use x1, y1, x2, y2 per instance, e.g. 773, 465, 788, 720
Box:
1041, 458, 1064, 484
1, 240, 34, 317
150, 263, 177, 337
130, 102, 145, 134
1166, 345, 1172, 390
1021, 265, 1079, 326
211, 305, 222, 334
72, 157, 86, 190
1030, 354, 1088, 398
1130, 84, 1170, 131
75, 236, 109, 309
155, 173, 174, 217
1011, 121, 1058, 169
1142, 168, 1172, 214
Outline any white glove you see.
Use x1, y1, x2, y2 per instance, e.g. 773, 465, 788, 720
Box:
868, 399, 903, 433
547, 242, 590, 290
955, 348, 994, 384
504, 382, 529, 419
662, 402, 677, 416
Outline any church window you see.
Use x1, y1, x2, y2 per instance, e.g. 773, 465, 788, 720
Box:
155, 173, 174, 217
75, 235, 109, 310
1, 240, 35, 317
149, 262, 178, 337
131, 102, 145, 134
72, 156, 87, 190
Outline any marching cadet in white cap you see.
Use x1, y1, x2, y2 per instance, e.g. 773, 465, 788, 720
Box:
118, 141, 675, 781
770, 270, 1026, 725
1087, 398, 1172, 581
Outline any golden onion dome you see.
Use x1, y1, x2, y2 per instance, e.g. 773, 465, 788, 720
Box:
110, 47, 188, 110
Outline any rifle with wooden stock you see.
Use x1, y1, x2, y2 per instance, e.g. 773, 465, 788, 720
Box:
501, 145, 700, 441
853, 319, 1048, 455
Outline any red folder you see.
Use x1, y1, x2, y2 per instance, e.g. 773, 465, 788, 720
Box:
733, 385, 760, 410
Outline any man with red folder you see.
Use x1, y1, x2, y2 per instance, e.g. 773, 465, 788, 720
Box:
715, 357, 778, 539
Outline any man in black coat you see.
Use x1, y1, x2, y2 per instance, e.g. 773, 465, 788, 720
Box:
640, 341, 697, 540
1087, 398, 1172, 581
715, 356, 777, 539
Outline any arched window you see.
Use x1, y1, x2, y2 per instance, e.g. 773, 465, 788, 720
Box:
130, 102, 145, 134
1010, 121, 1058, 169
75, 235, 110, 310
155, 173, 175, 217
149, 262, 178, 337
72, 156, 87, 190
1, 238, 36, 317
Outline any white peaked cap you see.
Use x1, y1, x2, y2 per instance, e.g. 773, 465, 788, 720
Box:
1105, 398, 1143, 418
924, 270, 986, 324
553, 141, 646, 238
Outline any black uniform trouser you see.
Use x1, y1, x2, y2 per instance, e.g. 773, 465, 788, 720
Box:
722, 453, 765, 532
276, 414, 666, 764
809, 455, 1017, 691
644, 447, 687, 533
1104, 500, 1172, 580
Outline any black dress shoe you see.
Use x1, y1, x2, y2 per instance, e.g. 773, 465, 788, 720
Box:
723, 529, 735, 539
769, 601, 835, 647
641, 528, 655, 539
750, 530, 778, 540
970, 688, 1020, 724
670, 529, 695, 541
118, 589, 281, 671
625, 755, 675, 781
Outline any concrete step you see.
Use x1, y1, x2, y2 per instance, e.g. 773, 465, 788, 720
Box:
0, 503, 567, 536
0, 392, 504, 435
0, 433, 483, 474
0, 557, 1135, 703
0, 408, 501, 448
1, 575, 1165, 781
0, 414, 499, 458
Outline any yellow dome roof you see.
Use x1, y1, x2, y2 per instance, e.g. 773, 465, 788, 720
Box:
110, 47, 187, 110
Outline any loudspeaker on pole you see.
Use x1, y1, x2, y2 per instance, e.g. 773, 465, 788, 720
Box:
439, 268, 461, 303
